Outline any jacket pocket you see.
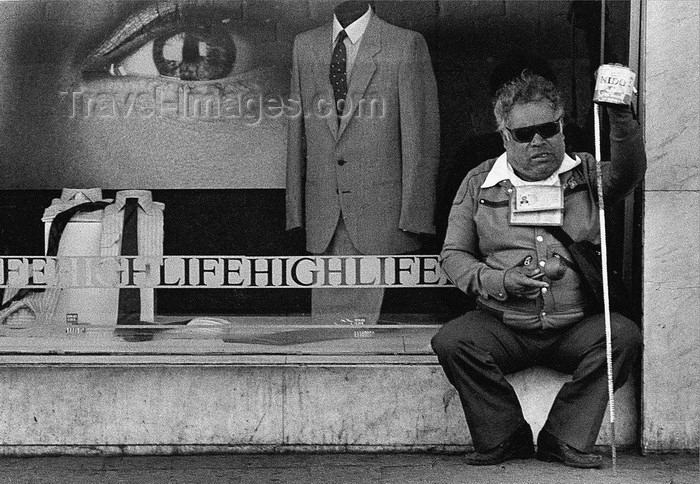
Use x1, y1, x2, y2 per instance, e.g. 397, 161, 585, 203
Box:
478, 198, 509, 208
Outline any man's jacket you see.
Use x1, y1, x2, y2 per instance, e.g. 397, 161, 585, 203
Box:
441, 106, 646, 330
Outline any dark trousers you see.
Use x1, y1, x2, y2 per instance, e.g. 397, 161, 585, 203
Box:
431, 310, 641, 452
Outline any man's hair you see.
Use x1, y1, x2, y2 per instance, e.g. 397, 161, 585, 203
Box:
493, 70, 565, 132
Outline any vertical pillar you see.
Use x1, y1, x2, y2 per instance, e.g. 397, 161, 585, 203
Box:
641, 0, 700, 452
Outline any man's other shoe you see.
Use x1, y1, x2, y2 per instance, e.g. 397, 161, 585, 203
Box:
464, 423, 535, 466
536, 429, 603, 468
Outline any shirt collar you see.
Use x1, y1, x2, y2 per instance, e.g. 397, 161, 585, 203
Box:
42, 188, 112, 221
481, 152, 581, 188
332, 5, 372, 45
113, 189, 156, 215
61, 188, 104, 203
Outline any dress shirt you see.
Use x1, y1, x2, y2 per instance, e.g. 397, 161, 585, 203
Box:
99, 190, 164, 324
1, 189, 113, 327
331, 5, 372, 80
0, 190, 164, 327
41, 188, 112, 254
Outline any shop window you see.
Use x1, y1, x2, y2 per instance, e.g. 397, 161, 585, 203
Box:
0, 0, 637, 354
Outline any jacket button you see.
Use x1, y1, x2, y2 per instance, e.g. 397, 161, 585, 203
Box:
337, 159, 346, 166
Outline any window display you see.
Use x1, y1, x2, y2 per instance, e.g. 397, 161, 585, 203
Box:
0, 0, 634, 353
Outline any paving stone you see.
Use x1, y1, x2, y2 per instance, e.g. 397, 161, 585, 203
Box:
0, 452, 697, 484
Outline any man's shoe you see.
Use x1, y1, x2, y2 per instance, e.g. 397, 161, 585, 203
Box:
464, 423, 534, 466
536, 430, 603, 468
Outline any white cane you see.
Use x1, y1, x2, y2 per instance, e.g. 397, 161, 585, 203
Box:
594, 102, 617, 474
595, 0, 617, 474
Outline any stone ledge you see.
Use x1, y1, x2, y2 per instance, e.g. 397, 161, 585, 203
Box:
0, 361, 637, 453
0, 443, 647, 457
0, 354, 439, 366
0, 444, 472, 457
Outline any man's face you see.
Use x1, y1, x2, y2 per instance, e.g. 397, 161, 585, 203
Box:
502, 101, 566, 182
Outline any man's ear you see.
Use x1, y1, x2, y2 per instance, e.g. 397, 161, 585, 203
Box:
499, 130, 509, 147
559, 119, 565, 142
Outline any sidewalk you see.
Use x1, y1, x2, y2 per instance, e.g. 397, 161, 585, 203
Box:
1, 451, 697, 484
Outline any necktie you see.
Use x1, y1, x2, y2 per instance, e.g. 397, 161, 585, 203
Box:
117, 198, 140, 325
330, 30, 348, 119
0, 201, 110, 311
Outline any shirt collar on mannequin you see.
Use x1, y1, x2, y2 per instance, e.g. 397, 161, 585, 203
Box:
110, 189, 159, 216
42, 188, 113, 220
61, 188, 104, 203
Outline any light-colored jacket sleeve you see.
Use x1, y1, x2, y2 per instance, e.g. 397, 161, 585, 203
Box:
397, 32, 440, 235
285, 36, 306, 231
440, 176, 508, 301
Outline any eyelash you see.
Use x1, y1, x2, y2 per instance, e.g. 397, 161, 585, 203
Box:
113, 28, 237, 81
83, 4, 244, 82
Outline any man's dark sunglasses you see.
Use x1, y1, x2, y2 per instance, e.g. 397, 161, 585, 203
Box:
505, 119, 562, 143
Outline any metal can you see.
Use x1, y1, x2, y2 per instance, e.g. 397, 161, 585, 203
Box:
593, 64, 637, 105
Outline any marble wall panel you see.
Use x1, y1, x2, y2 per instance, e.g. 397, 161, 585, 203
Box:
642, 0, 700, 450
643, 0, 700, 191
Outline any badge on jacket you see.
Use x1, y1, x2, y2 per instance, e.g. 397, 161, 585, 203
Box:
509, 185, 564, 226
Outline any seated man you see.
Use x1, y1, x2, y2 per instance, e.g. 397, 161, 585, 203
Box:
431, 70, 646, 468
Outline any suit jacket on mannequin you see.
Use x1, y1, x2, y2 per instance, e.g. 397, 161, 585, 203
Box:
286, 9, 440, 255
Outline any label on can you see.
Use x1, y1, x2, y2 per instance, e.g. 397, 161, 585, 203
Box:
593, 64, 636, 105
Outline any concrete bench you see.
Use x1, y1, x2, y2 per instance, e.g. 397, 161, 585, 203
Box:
0, 324, 636, 455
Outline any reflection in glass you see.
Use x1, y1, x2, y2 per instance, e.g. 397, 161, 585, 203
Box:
153, 29, 235, 80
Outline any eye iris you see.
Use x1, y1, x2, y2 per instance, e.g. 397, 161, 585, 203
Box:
153, 26, 236, 81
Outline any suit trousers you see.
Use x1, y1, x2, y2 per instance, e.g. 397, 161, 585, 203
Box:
311, 216, 385, 325
431, 309, 641, 452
